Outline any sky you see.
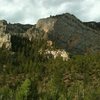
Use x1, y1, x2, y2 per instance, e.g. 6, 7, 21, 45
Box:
0, 0, 100, 24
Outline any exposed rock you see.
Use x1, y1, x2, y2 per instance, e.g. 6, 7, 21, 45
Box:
0, 13, 100, 54
0, 20, 32, 49
47, 40, 53, 47
25, 25, 47, 41
0, 33, 11, 49
39, 48, 69, 61
36, 18, 57, 33
35, 13, 100, 54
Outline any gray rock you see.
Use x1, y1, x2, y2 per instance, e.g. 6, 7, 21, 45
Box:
35, 13, 100, 54
0, 13, 100, 54
0, 20, 32, 49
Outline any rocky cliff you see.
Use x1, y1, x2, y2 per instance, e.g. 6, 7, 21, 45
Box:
0, 20, 32, 50
0, 13, 100, 54
28, 13, 100, 54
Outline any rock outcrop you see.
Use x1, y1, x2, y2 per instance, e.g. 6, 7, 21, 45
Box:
0, 33, 11, 49
39, 48, 69, 61
25, 25, 46, 41
34, 13, 100, 54
0, 13, 100, 54
0, 20, 11, 49
0, 20, 32, 50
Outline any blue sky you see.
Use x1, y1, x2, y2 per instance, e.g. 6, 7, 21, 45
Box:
0, 0, 100, 24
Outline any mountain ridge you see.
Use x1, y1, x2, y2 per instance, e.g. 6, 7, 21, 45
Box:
0, 13, 100, 54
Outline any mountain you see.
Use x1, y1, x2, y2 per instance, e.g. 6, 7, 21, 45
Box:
0, 13, 100, 54
27, 13, 100, 54
0, 20, 32, 49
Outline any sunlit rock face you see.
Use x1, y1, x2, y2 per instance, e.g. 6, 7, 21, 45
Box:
0, 33, 11, 49
0, 20, 32, 49
35, 13, 100, 54
36, 18, 57, 33
0, 13, 100, 54
25, 26, 46, 41
39, 48, 69, 61
0, 20, 11, 49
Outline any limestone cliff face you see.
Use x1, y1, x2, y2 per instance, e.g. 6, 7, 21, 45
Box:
0, 33, 11, 49
25, 25, 47, 41
36, 18, 57, 33
0, 20, 11, 49
0, 20, 32, 49
0, 13, 100, 54
35, 13, 100, 54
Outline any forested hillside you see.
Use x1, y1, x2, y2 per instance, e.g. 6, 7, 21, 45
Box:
0, 39, 100, 100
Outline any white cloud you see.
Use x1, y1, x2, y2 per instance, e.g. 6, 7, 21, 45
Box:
0, 0, 100, 24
